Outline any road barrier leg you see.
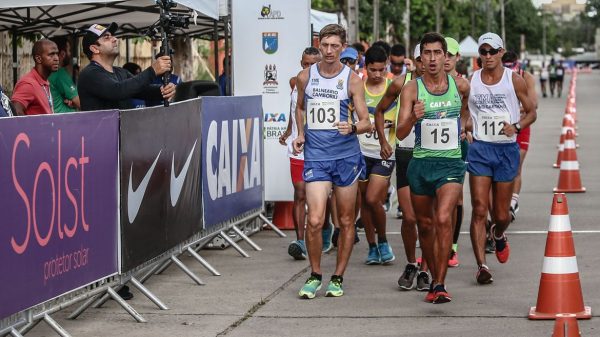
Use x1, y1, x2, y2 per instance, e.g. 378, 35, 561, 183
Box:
170, 256, 205, 285
187, 247, 221, 276
232, 225, 262, 251
130, 277, 169, 310
106, 288, 146, 323
67, 293, 103, 319
42, 314, 70, 337
9, 328, 24, 337
219, 231, 250, 257
139, 261, 167, 283
259, 213, 286, 237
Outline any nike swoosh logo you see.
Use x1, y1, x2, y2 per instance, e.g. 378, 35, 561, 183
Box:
128, 150, 162, 223
170, 140, 197, 207
447, 177, 457, 181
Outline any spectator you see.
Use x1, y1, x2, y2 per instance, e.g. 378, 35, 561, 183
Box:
122, 62, 146, 108
218, 56, 231, 96
77, 22, 175, 111
0, 85, 15, 117
49, 36, 79, 113
146, 52, 182, 107
12, 39, 59, 115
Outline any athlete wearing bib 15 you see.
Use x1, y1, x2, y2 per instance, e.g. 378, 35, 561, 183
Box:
303, 63, 365, 186
407, 75, 466, 196
467, 68, 520, 182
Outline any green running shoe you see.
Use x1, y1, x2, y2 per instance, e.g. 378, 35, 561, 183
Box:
299, 275, 322, 299
325, 276, 344, 297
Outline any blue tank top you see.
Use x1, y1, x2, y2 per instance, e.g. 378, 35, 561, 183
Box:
303, 63, 361, 161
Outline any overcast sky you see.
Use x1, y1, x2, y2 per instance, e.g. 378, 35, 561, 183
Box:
531, 0, 587, 7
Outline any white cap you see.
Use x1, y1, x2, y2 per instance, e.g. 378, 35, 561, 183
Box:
414, 44, 421, 59
478, 32, 503, 49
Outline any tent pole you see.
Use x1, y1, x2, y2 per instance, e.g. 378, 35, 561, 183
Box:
213, 19, 219, 80
224, 14, 230, 95
126, 38, 130, 63
12, 27, 18, 88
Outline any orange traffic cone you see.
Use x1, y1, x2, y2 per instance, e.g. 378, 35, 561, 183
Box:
529, 194, 591, 319
554, 130, 586, 193
553, 122, 578, 169
552, 314, 582, 337
271, 201, 295, 230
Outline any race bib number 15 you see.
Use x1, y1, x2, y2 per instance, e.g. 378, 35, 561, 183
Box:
421, 118, 458, 150
306, 99, 340, 130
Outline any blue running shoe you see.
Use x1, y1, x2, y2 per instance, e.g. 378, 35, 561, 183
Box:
378, 242, 395, 264
322, 223, 333, 253
288, 240, 307, 260
365, 245, 381, 265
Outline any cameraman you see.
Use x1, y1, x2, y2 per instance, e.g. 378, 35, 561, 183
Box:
78, 23, 175, 111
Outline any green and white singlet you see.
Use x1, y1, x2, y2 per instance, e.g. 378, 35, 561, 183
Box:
413, 75, 462, 159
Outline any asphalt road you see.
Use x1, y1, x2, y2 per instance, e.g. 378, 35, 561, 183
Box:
27, 70, 599, 337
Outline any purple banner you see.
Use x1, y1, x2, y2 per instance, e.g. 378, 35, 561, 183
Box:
0, 111, 119, 319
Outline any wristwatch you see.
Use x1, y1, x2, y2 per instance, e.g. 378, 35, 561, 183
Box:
350, 124, 357, 134
512, 122, 522, 134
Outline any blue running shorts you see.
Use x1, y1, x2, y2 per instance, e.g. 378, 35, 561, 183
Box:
466, 140, 520, 182
303, 154, 366, 187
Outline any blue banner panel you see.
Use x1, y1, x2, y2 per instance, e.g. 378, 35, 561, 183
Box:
202, 96, 263, 228
0, 111, 119, 319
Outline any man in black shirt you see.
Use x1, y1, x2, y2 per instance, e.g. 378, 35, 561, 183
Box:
78, 22, 175, 111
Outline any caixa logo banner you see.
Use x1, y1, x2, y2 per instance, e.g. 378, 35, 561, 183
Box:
0, 111, 119, 320
202, 96, 263, 228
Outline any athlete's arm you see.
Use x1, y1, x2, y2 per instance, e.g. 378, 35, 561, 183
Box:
503, 73, 536, 137
292, 69, 309, 154
396, 80, 421, 140
279, 77, 296, 146
456, 77, 472, 137
523, 72, 538, 111
342, 71, 371, 135
375, 75, 405, 159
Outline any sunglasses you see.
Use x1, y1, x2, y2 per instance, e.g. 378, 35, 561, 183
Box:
341, 58, 357, 65
479, 48, 500, 56
390, 61, 405, 67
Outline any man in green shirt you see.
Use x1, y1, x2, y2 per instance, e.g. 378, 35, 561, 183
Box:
49, 36, 80, 113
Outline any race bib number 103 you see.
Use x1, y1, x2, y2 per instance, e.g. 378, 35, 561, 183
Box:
306, 99, 340, 130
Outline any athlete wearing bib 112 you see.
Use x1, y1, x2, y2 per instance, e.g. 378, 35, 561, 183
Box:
467, 32, 536, 287
292, 24, 372, 300
396, 32, 471, 304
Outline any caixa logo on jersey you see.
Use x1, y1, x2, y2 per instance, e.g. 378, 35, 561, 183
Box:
202, 96, 263, 228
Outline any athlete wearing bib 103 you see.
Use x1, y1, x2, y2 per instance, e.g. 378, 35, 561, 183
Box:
467, 68, 520, 182
359, 78, 397, 178
303, 63, 365, 186
407, 75, 466, 196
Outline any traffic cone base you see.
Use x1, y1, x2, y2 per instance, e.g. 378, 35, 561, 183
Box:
271, 201, 296, 230
529, 306, 591, 320
552, 314, 582, 337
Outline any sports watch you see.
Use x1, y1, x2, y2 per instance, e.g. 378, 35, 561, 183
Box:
512, 122, 522, 134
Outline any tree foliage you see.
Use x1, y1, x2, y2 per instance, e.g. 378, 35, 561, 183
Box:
311, 0, 584, 55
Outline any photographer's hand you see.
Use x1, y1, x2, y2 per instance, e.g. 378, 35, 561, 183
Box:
152, 55, 172, 76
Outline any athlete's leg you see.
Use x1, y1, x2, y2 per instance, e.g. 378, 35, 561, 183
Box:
470, 175, 493, 266
432, 183, 462, 285
491, 181, 515, 236
364, 175, 390, 243
399, 186, 418, 263
292, 180, 307, 240
412, 193, 436, 281
511, 148, 527, 214
333, 181, 359, 276
305, 181, 332, 275
557, 79, 563, 97
359, 180, 375, 244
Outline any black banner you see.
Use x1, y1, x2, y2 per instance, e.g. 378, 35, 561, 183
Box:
120, 100, 202, 272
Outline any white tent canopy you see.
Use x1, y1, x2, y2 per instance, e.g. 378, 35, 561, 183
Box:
0, 0, 222, 38
310, 9, 339, 33
459, 35, 479, 58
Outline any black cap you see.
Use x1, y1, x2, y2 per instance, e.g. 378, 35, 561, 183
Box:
82, 22, 118, 59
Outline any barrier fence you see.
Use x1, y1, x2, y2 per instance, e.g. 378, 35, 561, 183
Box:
0, 96, 285, 337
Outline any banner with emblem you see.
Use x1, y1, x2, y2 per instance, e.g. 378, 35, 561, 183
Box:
232, 0, 311, 201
